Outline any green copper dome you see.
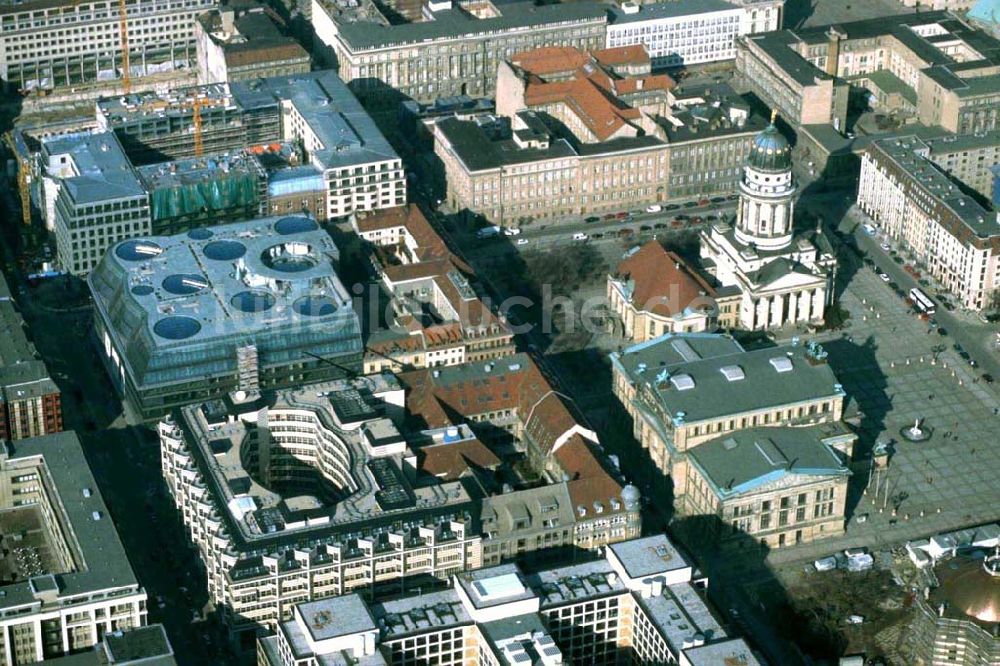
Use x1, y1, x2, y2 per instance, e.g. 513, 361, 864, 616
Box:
747, 123, 792, 172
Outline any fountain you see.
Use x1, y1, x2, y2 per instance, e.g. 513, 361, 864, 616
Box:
900, 417, 932, 442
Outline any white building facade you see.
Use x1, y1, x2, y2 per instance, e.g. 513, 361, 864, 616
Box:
0, 0, 215, 92
606, 0, 782, 68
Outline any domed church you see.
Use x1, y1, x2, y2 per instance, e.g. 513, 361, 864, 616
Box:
700, 114, 836, 330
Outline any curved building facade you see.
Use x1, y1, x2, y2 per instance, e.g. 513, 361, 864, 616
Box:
88, 216, 362, 421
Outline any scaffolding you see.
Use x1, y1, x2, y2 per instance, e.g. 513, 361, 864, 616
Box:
4, 132, 32, 226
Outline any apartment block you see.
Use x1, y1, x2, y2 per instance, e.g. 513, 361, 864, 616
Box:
313, 0, 608, 107
40, 131, 151, 276
159, 375, 482, 650
924, 129, 1000, 200
258, 534, 763, 666
611, 333, 854, 548
0, 432, 147, 664
857, 136, 1000, 311
195, 4, 310, 85
97, 71, 406, 220
435, 47, 767, 225
736, 12, 1000, 133
0, 275, 61, 442
606, 0, 781, 69
398, 354, 642, 565
352, 205, 515, 371
0, 0, 215, 93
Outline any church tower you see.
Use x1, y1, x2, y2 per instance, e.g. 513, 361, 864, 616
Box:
734, 114, 796, 252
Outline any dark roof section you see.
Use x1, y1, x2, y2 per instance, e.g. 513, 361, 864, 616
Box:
687, 425, 850, 497
0, 432, 141, 610
333, 1, 608, 51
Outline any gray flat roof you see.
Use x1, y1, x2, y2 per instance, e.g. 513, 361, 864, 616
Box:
526, 559, 627, 608
298, 595, 377, 641
611, 333, 843, 424
1, 432, 141, 611
608, 0, 739, 25
0, 274, 58, 401
41, 131, 145, 205
373, 588, 473, 638
608, 534, 691, 579
103, 625, 176, 665
639, 582, 727, 651
688, 424, 851, 498
683, 638, 762, 666
871, 135, 1000, 238
332, 1, 607, 51
456, 564, 536, 610
230, 71, 400, 171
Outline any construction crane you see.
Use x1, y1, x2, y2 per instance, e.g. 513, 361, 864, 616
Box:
118, 0, 130, 94
192, 98, 204, 157
4, 131, 32, 226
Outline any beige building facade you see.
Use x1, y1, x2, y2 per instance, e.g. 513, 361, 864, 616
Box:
857, 136, 1000, 311
611, 333, 852, 548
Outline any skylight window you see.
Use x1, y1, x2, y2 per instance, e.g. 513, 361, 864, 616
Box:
720, 365, 745, 381
770, 356, 793, 373
670, 374, 695, 391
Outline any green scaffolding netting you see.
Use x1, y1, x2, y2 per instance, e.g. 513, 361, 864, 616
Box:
150, 172, 259, 222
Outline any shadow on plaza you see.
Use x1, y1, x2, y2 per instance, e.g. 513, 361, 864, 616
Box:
823, 335, 893, 523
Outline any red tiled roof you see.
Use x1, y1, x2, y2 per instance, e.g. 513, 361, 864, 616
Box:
591, 45, 650, 67
616, 242, 716, 317
510, 46, 591, 76
419, 439, 501, 480
555, 435, 627, 516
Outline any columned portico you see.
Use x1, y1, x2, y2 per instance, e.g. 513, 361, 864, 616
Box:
699, 115, 835, 332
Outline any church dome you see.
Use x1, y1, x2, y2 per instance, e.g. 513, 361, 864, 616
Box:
747, 123, 792, 172
931, 552, 1000, 626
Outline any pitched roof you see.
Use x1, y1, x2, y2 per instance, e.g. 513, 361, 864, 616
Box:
615, 242, 716, 317
554, 435, 627, 516
419, 439, 501, 480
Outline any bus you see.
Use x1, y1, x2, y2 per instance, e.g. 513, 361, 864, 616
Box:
909, 287, 936, 314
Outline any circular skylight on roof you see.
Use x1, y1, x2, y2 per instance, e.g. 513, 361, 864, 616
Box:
203, 240, 247, 261
162, 273, 209, 295
274, 216, 319, 235
115, 240, 163, 262
153, 316, 201, 340
261, 242, 318, 273
292, 296, 338, 316
187, 228, 213, 240
131, 285, 154, 296
231, 290, 276, 313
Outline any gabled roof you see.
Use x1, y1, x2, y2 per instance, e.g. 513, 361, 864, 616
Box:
614, 242, 716, 317
419, 438, 501, 480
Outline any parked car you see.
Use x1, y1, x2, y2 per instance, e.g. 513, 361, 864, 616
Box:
664, 204, 680, 211
982, 373, 994, 384
585, 216, 600, 223
516, 238, 529, 246
646, 204, 662, 213
710, 196, 725, 203
863, 224, 877, 236
640, 225, 652, 231
878, 273, 891, 282
683, 201, 699, 208
616, 211, 629, 219
880, 242, 891, 251
572, 232, 589, 241
654, 223, 666, 229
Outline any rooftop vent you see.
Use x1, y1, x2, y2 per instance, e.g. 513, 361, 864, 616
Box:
769, 356, 793, 373
720, 365, 745, 382
670, 374, 695, 391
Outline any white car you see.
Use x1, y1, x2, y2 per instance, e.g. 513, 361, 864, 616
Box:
517, 238, 529, 246
572, 233, 589, 241
646, 204, 662, 213
878, 273, 891, 282
880, 242, 891, 251
503, 227, 522, 236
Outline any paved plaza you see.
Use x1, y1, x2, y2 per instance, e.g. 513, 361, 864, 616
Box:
770, 258, 1000, 564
